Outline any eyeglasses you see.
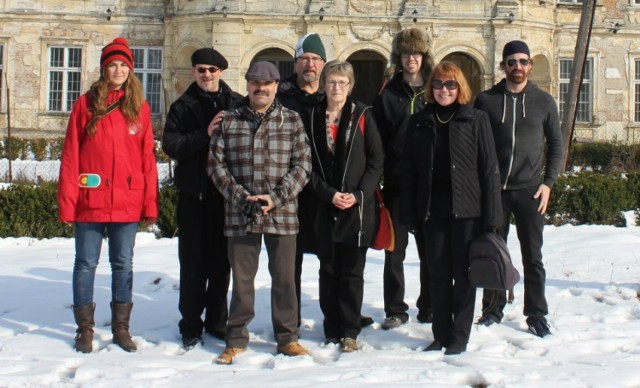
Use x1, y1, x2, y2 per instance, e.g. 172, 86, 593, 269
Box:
506, 58, 531, 67
326, 80, 351, 89
401, 52, 423, 59
297, 57, 324, 65
197, 66, 220, 74
431, 80, 459, 90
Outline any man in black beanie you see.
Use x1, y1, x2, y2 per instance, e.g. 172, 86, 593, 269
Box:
474, 40, 564, 338
162, 47, 242, 350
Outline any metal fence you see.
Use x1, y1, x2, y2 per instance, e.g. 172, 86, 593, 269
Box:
0, 110, 171, 183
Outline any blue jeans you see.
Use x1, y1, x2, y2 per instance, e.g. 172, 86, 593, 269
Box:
73, 222, 138, 307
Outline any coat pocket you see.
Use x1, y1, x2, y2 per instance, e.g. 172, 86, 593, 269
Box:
126, 173, 145, 214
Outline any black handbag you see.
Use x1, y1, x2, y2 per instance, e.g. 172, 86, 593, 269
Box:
468, 232, 520, 290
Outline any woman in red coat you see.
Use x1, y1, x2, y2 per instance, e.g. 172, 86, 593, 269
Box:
57, 37, 158, 353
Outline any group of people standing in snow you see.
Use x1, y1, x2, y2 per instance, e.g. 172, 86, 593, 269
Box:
57, 28, 563, 363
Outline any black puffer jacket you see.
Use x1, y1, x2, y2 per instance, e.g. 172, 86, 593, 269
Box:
372, 72, 427, 196
162, 81, 242, 197
399, 104, 502, 230
298, 98, 384, 256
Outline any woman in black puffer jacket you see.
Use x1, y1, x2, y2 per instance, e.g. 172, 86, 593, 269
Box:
399, 61, 502, 355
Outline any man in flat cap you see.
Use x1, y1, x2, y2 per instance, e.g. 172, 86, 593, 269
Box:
474, 40, 563, 338
162, 47, 242, 351
207, 61, 312, 364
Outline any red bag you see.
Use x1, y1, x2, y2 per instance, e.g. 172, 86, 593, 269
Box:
371, 188, 395, 252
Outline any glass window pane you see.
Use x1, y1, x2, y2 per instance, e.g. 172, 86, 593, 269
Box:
49, 71, 63, 111
147, 49, 162, 70
132, 48, 145, 69
66, 71, 82, 111
68, 48, 82, 68
50, 47, 64, 68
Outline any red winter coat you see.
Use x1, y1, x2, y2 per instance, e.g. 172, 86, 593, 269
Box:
57, 90, 158, 223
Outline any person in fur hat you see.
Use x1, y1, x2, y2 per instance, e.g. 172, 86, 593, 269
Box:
373, 27, 435, 330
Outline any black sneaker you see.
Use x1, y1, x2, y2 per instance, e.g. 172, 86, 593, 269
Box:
423, 340, 443, 352
324, 337, 339, 345
182, 336, 203, 350
360, 315, 374, 328
444, 343, 466, 355
475, 315, 500, 327
526, 317, 551, 338
417, 309, 433, 324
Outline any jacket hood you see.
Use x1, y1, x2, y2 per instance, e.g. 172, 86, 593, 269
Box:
491, 79, 540, 123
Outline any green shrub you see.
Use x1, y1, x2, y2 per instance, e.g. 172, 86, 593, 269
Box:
568, 142, 640, 172
548, 171, 638, 226
156, 182, 179, 238
0, 181, 180, 239
0, 182, 73, 238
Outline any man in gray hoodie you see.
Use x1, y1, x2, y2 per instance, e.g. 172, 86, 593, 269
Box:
473, 40, 563, 338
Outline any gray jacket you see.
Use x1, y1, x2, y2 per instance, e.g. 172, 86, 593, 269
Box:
474, 79, 564, 190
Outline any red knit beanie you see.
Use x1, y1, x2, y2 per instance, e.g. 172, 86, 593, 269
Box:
100, 37, 134, 70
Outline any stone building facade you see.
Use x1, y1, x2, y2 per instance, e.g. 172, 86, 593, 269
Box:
1, 0, 639, 143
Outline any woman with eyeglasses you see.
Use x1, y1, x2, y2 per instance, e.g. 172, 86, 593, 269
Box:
301, 60, 383, 352
399, 61, 502, 354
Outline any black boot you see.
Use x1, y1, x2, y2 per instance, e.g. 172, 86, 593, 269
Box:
72, 303, 95, 353
111, 302, 137, 352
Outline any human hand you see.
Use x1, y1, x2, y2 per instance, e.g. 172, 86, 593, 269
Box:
207, 111, 225, 137
533, 184, 551, 214
332, 192, 356, 210
245, 194, 275, 214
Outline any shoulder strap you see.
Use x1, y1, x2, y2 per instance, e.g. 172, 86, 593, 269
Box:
105, 99, 121, 115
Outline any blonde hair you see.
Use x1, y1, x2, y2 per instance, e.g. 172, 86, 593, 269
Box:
320, 60, 356, 90
425, 61, 472, 105
85, 66, 145, 136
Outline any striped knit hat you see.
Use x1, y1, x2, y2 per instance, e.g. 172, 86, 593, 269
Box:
100, 37, 134, 70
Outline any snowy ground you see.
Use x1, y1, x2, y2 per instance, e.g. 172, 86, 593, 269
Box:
1, 222, 639, 387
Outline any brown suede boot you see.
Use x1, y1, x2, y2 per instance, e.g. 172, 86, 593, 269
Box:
72, 303, 95, 353
111, 302, 137, 352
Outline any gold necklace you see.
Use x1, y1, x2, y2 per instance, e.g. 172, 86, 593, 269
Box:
436, 111, 454, 124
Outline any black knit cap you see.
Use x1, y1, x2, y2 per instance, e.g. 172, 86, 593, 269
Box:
191, 48, 229, 69
502, 40, 530, 59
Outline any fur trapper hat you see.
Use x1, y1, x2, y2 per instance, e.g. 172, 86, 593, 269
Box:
391, 28, 430, 65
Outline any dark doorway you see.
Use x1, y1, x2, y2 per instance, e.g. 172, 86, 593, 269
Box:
347, 50, 387, 106
441, 52, 482, 100
252, 48, 294, 80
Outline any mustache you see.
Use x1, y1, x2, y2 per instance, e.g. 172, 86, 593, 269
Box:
253, 90, 269, 97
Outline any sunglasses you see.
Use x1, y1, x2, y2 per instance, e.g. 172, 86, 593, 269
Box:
506, 58, 531, 67
197, 66, 220, 74
431, 80, 459, 90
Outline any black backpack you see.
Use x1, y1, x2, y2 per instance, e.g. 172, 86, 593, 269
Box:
468, 232, 520, 290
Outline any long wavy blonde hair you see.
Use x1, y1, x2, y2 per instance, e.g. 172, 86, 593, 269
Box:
85, 66, 145, 136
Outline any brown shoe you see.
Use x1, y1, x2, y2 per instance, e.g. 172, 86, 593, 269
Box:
215, 347, 246, 365
277, 342, 310, 356
340, 337, 358, 353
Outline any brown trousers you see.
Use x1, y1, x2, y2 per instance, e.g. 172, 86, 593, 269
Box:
225, 233, 299, 348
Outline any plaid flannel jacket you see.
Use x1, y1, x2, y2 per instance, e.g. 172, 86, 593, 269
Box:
207, 100, 311, 237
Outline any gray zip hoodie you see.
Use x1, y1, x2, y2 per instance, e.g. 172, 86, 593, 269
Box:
474, 79, 564, 190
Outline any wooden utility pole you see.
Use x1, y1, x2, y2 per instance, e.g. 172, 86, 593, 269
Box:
561, 0, 597, 171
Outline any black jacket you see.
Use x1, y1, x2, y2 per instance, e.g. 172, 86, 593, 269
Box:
372, 72, 427, 195
277, 74, 325, 130
298, 98, 384, 256
162, 81, 242, 197
399, 104, 502, 230
473, 79, 564, 190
